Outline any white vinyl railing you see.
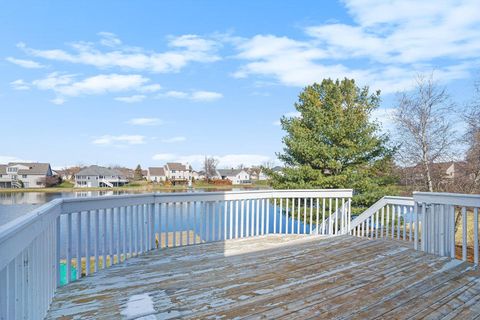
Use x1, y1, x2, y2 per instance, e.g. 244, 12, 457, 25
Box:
0, 189, 352, 320
350, 196, 415, 241
414, 192, 480, 264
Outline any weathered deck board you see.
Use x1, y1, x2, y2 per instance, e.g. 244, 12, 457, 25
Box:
46, 235, 480, 319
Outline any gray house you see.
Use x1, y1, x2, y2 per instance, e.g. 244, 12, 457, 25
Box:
0, 162, 53, 188
217, 169, 250, 184
75, 165, 128, 188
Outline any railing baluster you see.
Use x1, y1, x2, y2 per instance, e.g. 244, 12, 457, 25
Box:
102, 209, 107, 268
66, 213, 72, 284
322, 198, 326, 235
235, 200, 239, 239
240, 200, 245, 238
256, 199, 260, 236
271, 198, 276, 234
116, 207, 121, 263
334, 198, 339, 235
316, 198, 319, 235
474, 207, 479, 266
261, 199, 265, 235
76, 212, 81, 280
85, 211, 91, 275
109, 208, 114, 266
179, 203, 184, 246
462, 206, 467, 261
303, 198, 307, 234
122, 207, 128, 261
266, 198, 270, 235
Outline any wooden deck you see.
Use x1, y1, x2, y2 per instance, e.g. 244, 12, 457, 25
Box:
46, 235, 480, 319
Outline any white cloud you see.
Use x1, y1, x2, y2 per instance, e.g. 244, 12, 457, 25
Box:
127, 118, 162, 126
161, 136, 186, 143
51, 97, 66, 105
190, 91, 223, 101
234, 0, 480, 93
115, 95, 146, 103
0, 155, 33, 163
152, 153, 177, 161
98, 32, 122, 47
92, 135, 146, 146
163, 90, 189, 99
160, 90, 222, 102
55, 74, 148, 97
151, 153, 272, 168
10, 79, 30, 90
138, 84, 162, 93
18, 33, 220, 73
6, 57, 45, 69
27, 73, 160, 103
273, 111, 301, 126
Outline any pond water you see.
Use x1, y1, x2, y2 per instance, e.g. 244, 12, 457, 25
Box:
0, 188, 266, 226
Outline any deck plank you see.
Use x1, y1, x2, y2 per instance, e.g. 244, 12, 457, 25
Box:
46, 235, 480, 319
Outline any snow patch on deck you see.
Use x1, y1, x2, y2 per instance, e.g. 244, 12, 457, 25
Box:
121, 293, 155, 319
434, 259, 463, 274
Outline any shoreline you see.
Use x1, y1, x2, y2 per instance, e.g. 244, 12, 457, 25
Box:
0, 183, 271, 193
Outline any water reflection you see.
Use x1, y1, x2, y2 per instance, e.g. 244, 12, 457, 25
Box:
0, 187, 268, 226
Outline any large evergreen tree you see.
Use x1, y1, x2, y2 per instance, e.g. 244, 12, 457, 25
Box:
268, 78, 397, 210
134, 164, 143, 181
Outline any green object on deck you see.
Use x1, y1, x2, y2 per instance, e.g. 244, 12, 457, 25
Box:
59, 262, 77, 285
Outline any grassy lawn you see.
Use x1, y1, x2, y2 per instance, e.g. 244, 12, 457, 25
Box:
0, 180, 271, 193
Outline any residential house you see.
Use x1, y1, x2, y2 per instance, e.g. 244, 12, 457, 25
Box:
116, 167, 135, 180
164, 163, 193, 182
75, 165, 128, 188
0, 162, 53, 188
248, 168, 269, 181
217, 169, 251, 184
399, 161, 470, 190
147, 167, 167, 182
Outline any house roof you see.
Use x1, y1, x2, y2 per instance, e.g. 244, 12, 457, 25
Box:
166, 162, 191, 171
7, 162, 52, 175
217, 169, 245, 177
148, 167, 166, 176
76, 165, 125, 177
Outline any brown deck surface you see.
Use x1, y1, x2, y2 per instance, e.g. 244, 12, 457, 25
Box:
46, 235, 480, 319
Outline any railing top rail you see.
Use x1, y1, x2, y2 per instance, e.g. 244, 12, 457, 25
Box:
350, 196, 414, 230
0, 198, 62, 270
414, 192, 480, 207
59, 189, 353, 213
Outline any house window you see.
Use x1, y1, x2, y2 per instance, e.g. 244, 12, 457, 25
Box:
22, 175, 27, 178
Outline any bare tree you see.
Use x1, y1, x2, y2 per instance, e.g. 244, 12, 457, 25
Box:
394, 74, 456, 192
463, 80, 480, 192
203, 156, 219, 181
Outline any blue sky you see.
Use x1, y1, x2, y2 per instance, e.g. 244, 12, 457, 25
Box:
1, 0, 479, 170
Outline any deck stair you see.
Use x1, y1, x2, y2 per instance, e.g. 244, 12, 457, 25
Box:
100, 178, 114, 187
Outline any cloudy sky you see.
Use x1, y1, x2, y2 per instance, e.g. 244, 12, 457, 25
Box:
1, 0, 479, 169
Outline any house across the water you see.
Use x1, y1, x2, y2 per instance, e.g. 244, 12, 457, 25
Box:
0, 162, 53, 188
74, 165, 128, 188
147, 167, 167, 182
217, 168, 251, 184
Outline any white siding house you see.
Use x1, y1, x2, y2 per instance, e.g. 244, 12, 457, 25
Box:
164, 163, 192, 182
75, 165, 128, 188
217, 169, 251, 184
0, 162, 53, 188
147, 167, 167, 182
